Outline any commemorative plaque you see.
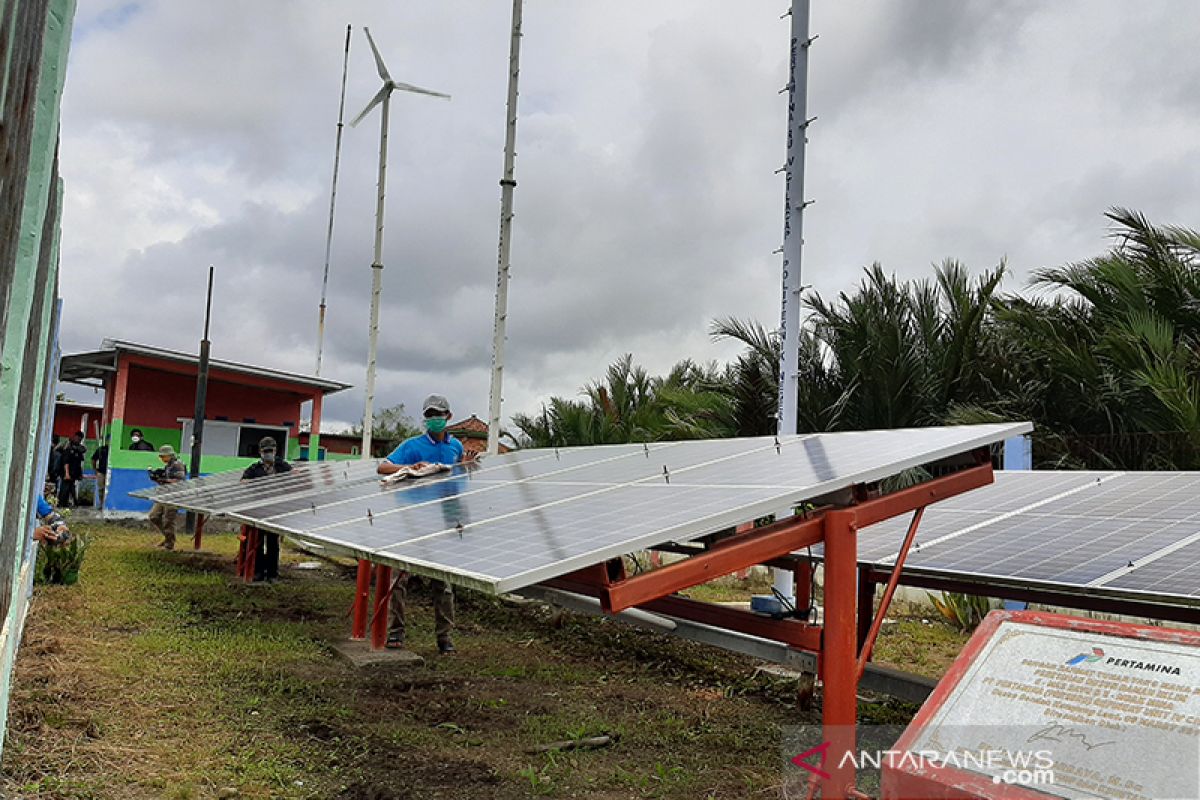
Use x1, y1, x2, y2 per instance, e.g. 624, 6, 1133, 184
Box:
881, 610, 1199, 800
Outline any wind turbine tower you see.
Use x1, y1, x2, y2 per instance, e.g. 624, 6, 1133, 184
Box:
350, 27, 449, 459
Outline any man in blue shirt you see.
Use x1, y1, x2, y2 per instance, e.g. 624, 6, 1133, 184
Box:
376, 394, 464, 653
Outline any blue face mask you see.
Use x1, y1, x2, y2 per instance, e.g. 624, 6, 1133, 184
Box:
425, 417, 448, 434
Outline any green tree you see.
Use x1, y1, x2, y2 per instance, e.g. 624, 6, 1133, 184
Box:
995, 208, 1200, 468
345, 403, 421, 456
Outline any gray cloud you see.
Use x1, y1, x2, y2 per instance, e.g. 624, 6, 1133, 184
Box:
56, 0, 1200, 435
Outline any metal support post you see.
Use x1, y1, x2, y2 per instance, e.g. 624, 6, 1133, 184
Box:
856, 566, 874, 653
242, 527, 259, 582
822, 509, 859, 800
235, 524, 247, 575
351, 559, 371, 640
370, 564, 393, 650
794, 557, 813, 615
193, 513, 205, 551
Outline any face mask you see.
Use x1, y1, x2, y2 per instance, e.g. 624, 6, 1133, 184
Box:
261, 451, 275, 463
425, 417, 448, 434
131, 435, 141, 443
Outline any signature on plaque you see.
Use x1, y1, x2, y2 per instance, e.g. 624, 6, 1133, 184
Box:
1027, 723, 1115, 751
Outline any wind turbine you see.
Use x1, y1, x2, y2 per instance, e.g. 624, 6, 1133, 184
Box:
350, 27, 449, 460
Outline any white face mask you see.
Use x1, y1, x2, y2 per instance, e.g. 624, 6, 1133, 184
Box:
131, 435, 141, 443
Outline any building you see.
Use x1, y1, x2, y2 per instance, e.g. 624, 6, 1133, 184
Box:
59, 339, 350, 514
446, 415, 512, 460
297, 430, 388, 460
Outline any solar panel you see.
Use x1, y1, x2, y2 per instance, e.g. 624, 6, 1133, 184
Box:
133, 423, 1028, 594
831, 470, 1107, 562
855, 471, 1200, 606
1104, 532, 1200, 597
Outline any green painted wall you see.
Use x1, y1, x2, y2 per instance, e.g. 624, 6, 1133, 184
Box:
0, 0, 77, 763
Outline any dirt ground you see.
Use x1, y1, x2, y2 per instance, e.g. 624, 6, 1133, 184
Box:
1, 523, 941, 799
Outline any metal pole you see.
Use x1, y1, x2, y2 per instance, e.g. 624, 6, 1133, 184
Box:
316, 24, 352, 377
773, 0, 813, 603
361, 90, 390, 460
370, 563, 393, 649
186, 265, 214, 535
351, 559, 371, 640
777, 0, 811, 435
487, 0, 524, 456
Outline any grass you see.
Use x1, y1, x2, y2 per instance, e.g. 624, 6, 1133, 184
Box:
4, 524, 969, 798
4, 522, 927, 799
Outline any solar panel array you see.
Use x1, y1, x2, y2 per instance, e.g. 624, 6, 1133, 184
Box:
855, 471, 1200, 605
132, 423, 1028, 594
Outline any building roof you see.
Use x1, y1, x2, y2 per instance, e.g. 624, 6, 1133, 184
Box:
59, 339, 351, 395
446, 415, 489, 438
54, 399, 104, 411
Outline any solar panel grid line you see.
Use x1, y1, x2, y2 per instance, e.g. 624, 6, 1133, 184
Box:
148, 447, 563, 517
309, 431, 806, 537
367, 436, 817, 550
1102, 537, 1200, 597
927, 471, 1111, 514
280, 440, 702, 532
136, 461, 382, 513
379, 485, 791, 593
917, 515, 1195, 582
139, 460, 357, 498
875, 471, 1125, 565
1090, 528, 1200, 587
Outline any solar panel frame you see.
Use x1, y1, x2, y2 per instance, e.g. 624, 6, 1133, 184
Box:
135, 423, 1029, 593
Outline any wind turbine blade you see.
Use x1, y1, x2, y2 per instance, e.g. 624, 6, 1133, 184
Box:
349, 85, 389, 127
390, 80, 451, 100
363, 27, 392, 83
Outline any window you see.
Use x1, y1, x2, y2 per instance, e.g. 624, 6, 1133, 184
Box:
178, 419, 288, 458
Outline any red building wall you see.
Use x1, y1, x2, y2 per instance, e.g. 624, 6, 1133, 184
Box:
52, 403, 104, 439
123, 363, 306, 432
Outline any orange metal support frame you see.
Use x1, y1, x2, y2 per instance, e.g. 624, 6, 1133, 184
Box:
235, 524, 259, 582
552, 457, 994, 800
336, 455, 993, 797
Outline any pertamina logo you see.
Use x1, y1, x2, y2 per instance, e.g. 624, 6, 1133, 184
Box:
1066, 646, 1181, 675
1066, 647, 1104, 666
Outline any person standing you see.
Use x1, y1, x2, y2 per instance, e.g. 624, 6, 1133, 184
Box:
129, 429, 154, 451
376, 394, 464, 654
240, 436, 292, 582
57, 432, 86, 508
91, 437, 109, 507
146, 445, 186, 549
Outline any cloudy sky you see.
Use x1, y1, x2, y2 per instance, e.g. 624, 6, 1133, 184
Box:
57, 1, 1200, 432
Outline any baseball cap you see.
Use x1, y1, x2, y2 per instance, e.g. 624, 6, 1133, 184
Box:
258, 436, 277, 451
422, 394, 451, 415
158, 445, 175, 456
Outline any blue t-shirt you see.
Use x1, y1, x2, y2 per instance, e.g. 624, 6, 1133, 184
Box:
36, 496, 53, 518
385, 433, 464, 466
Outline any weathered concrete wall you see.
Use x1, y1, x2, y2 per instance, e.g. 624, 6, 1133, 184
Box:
0, 0, 76, 761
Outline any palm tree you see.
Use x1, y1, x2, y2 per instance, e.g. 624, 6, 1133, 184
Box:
510, 354, 734, 447
997, 208, 1200, 467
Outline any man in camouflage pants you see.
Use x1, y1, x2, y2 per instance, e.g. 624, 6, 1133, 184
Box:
147, 444, 186, 549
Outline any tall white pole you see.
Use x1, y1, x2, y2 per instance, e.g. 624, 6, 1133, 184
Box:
362, 90, 390, 460
777, 0, 811, 438
774, 0, 813, 604
316, 24, 352, 377
487, 0, 525, 456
